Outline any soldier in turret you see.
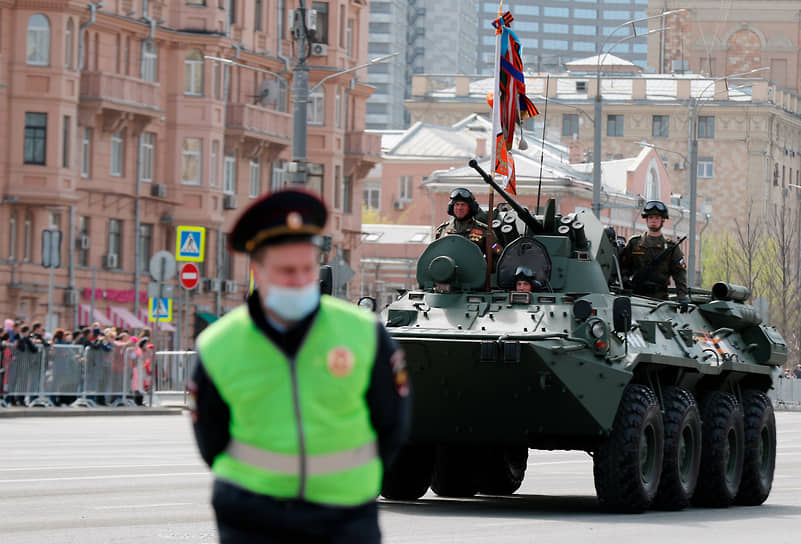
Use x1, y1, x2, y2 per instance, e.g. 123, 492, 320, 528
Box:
620, 200, 689, 309
435, 188, 502, 258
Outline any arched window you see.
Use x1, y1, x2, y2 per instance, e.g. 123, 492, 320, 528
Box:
184, 49, 204, 96
65, 19, 73, 68
27, 14, 51, 66
645, 167, 660, 201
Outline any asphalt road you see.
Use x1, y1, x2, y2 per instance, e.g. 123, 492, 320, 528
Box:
1, 412, 800, 543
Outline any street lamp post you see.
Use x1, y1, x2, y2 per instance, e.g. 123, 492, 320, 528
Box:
592, 9, 684, 218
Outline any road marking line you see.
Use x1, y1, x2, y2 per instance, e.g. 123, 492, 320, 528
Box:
0, 472, 209, 483
94, 502, 196, 510
0, 463, 202, 472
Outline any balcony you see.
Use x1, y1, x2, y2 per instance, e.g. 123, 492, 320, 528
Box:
225, 103, 292, 160
79, 72, 161, 132
345, 131, 382, 179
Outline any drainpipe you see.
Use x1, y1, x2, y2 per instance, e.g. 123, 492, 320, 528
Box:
134, 134, 143, 318
424, 181, 435, 239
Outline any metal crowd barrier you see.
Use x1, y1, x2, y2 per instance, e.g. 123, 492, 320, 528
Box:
1, 344, 146, 408
151, 351, 197, 407
772, 377, 801, 408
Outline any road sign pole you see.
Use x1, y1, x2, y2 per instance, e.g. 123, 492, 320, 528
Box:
177, 282, 183, 351
47, 265, 55, 333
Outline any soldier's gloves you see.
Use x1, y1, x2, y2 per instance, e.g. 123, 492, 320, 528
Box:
678, 299, 690, 313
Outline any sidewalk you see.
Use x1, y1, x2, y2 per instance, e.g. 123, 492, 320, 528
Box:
0, 406, 184, 418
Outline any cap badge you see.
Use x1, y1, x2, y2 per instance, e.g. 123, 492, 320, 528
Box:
327, 346, 355, 378
287, 212, 303, 230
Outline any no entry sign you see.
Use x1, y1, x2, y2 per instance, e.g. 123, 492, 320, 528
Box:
180, 262, 200, 290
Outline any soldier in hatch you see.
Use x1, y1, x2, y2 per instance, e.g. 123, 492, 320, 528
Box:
435, 188, 502, 258
620, 200, 689, 309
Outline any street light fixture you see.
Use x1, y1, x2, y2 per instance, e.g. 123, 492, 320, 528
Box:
686, 66, 770, 286
592, 9, 685, 219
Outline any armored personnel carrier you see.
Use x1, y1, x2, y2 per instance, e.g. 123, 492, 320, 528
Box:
379, 161, 784, 512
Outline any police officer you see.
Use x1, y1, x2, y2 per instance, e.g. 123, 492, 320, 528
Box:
189, 189, 410, 543
620, 200, 689, 306
435, 188, 501, 258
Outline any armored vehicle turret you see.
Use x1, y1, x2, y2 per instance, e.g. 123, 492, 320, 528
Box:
379, 161, 783, 513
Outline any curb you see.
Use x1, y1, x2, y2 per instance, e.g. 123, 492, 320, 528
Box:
0, 407, 185, 418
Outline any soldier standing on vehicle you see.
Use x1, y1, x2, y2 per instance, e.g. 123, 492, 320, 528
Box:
189, 189, 410, 543
435, 188, 502, 258
620, 200, 689, 307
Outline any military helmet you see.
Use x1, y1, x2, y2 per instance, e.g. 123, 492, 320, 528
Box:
447, 187, 480, 218
641, 200, 669, 219
513, 266, 535, 282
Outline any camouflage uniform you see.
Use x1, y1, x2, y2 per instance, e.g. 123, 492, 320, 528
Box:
434, 217, 502, 257
620, 232, 688, 300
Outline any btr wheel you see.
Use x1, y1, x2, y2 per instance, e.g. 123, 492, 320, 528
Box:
431, 445, 478, 498
735, 390, 776, 506
653, 387, 701, 510
594, 384, 664, 513
381, 444, 434, 501
693, 391, 744, 507
477, 446, 528, 495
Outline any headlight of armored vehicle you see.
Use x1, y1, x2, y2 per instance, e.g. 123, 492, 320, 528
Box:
586, 318, 609, 355
590, 320, 606, 339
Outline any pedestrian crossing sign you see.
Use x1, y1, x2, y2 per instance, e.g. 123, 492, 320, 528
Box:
148, 297, 173, 322
176, 226, 205, 262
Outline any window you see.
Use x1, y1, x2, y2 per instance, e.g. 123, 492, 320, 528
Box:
573, 25, 597, 35
697, 116, 715, 138
79, 30, 87, 71
24, 211, 32, 262
81, 127, 92, 177
346, 18, 354, 57
139, 132, 154, 182
111, 130, 124, 176
77, 216, 88, 267
311, 2, 329, 44
123, 36, 130, 75
645, 167, 659, 200
363, 182, 380, 211
108, 219, 121, 258
142, 41, 158, 82
249, 158, 261, 197
343, 175, 352, 214
223, 154, 236, 194
187, 0, 206, 4
210, 140, 219, 187
543, 40, 568, 50
62, 116, 71, 168
562, 114, 579, 137
334, 165, 341, 209
8, 211, 15, 260
308, 90, 325, 125
543, 24, 569, 34
270, 161, 287, 191
607, 114, 624, 137
573, 42, 597, 52
335, 88, 342, 128
220, 233, 233, 280
65, 19, 73, 68
24, 113, 47, 165
27, 14, 50, 66
254, 0, 263, 30
544, 7, 569, 17
228, 0, 236, 26
574, 9, 597, 18
182, 138, 202, 185
278, 0, 286, 43
399, 175, 413, 201
184, 49, 204, 96
652, 115, 669, 138
137, 223, 153, 274
697, 157, 714, 178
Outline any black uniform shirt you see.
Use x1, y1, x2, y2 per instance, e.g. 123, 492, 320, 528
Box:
190, 293, 410, 473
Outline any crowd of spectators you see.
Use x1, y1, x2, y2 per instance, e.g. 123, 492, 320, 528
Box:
1, 318, 155, 406
780, 364, 801, 380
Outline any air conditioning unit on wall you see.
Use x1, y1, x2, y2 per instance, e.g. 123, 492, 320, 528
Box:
150, 183, 167, 198
310, 43, 328, 57
63, 289, 78, 306
223, 194, 238, 210
203, 278, 221, 293
78, 234, 90, 249
392, 200, 404, 210
224, 280, 238, 294
103, 253, 119, 269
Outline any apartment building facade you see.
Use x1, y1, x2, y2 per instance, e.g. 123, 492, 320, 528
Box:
647, 0, 801, 91
0, 0, 378, 346
476, 0, 650, 75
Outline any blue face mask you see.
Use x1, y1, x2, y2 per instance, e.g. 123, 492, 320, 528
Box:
263, 282, 321, 322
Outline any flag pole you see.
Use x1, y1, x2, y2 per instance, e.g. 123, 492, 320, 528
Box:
485, 0, 503, 291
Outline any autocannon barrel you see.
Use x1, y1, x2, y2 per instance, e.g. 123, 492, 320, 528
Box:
468, 159, 544, 233
712, 282, 751, 302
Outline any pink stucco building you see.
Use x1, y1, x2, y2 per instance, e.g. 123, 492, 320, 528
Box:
0, 1, 378, 346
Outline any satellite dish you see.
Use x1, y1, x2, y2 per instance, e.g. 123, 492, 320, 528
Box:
252, 79, 279, 107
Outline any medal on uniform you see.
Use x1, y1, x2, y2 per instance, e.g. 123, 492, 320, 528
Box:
327, 346, 355, 378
